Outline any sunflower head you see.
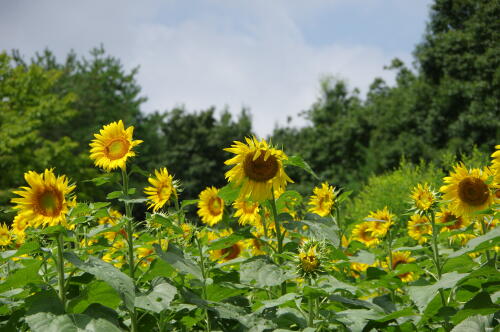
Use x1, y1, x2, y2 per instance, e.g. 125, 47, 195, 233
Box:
233, 198, 260, 226
298, 240, 326, 278
365, 207, 394, 238
0, 223, 12, 246
197, 187, 224, 226
389, 251, 416, 282
144, 167, 178, 212
407, 214, 431, 244
11, 169, 76, 228
308, 182, 338, 217
491, 145, 500, 186
11, 214, 29, 235
224, 137, 293, 202
209, 229, 245, 262
98, 209, 122, 225
89, 120, 143, 172
436, 208, 470, 232
350, 262, 369, 278
440, 164, 494, 217
352, 221, 380, 248
410, 183, 438, 213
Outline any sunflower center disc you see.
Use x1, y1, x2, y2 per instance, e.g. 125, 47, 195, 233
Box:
208, 197, 223, 216
243, 151, 279, 182
221, 244, 240, 260
458, 177, 489, 206
159, 186, 171, 200
37, 189, 63, 216
105, 138, 130, 160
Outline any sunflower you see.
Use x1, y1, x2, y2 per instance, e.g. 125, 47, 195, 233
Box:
389, 251, 416, 282
98, 209, 122, 225
209, 229, 245, 262
451, 233, 476, 246
11, 214, 29, 236
197, 187, 224, 226
224, 137, 293, 202
407, 214, 431, 244
308, 182, 337, 217
144, 168, 177, 212
436, 208, 470, 232
440, 164, 494, 217
410, 183, 437, 213
0, 223, 11, 246
365, 207, 394, 237
350, 262, 369, 278
89, 120, 143, 172
352, 222, 380, 247
233, 199, 260, 226
11, 169, 76, 228
297, 240, 325, 278
491, 145, 500, 185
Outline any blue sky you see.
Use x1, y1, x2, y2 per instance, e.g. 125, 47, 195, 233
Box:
0, 0, 433, 136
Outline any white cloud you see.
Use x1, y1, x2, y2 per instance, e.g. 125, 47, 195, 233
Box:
0, 0, 415, 136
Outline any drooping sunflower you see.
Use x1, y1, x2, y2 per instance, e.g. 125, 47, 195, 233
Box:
352, 221, 380, 248
197, 187, 224, 226
144, 168, 177, 212
410, 183, 437, 213
0, 223, 11, 246
407, 214, 431, 244
224, 137, 293, 202
436, 208, 470, 232
440, 164, 494, 217
308, 182, 337, 217
389, 251, 416, 282
11, 169, 76, 228
89, 120, 143, 172
365, 207, 394, 238
233, 199, 260, 226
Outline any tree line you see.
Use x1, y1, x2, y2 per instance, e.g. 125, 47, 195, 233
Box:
1, 0, 498, 217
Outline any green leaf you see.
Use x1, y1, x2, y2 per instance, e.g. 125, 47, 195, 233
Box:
449, 227, 500, 258
0, 259, 42, 293
106, 191, 123, 200
276, 307, 307, 329
154, 243, 203, 279
240, 256, 293, 288
284, 155, 319, 180
408, 271, 468, 312
63, 252, 135, 311
68, 280, 121, 313
25, 312, 121, 332
217, 183, 241, 203
181, 199, 199, 209
254, 293, 298, 315
349, 250, 376, 265
135, 282, 177, 313
208, 233, 245, 250
285, 217, 339, 246
25, 289, 64, 315
87, 174, 114, 186
374, 307, 415, 322
450, 315, 494, 332
0, 241, 39, 260
451, 292, 500, 325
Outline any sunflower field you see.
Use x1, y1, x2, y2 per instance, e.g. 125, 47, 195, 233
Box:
0, 119, 498, 332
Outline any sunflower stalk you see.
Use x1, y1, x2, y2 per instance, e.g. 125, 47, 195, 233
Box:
307, 278, 314, 327
479, 217, 493, 266
270, 189, 287, 296
429, 210, 447, 306
195, 236, 211, 332
55, 232, 66, 309
121, 168, 138, 332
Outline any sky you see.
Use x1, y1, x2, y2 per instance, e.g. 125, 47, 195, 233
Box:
0, 0, 433, 136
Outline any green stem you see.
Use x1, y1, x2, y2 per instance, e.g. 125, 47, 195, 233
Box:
56, 232, 66, 310
429, 210, 446, 306
121, 168, 138, 332
335, 207, 343, 250
307, 278, 314, 327
195, 237, 211, 332
269, 190, 286, 296
480, 218, 492, 265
